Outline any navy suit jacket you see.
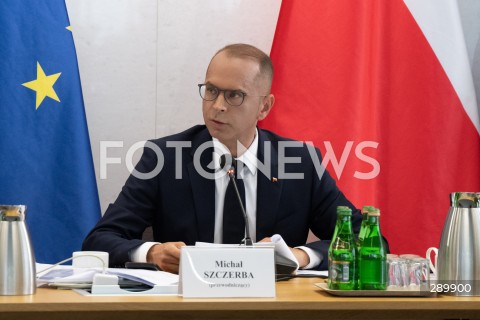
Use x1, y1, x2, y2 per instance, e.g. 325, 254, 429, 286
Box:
83, 125, 362, 270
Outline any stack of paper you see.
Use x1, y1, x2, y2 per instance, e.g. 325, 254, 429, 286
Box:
36, 263, 179, 290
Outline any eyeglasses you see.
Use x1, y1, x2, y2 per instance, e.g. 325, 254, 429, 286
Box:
198, 83, 266, 107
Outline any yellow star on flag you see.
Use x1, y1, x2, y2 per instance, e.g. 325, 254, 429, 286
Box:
22, 62, 61, 109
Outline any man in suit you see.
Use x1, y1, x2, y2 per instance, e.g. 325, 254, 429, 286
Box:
83, 43, 362, 273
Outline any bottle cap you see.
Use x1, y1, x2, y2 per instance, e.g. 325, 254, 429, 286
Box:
369, 208, 380, 216
337, 206, 352, 216
361, 205, 375, 214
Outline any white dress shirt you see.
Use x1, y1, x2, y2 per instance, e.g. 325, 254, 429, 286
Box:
212, 133, 258, 244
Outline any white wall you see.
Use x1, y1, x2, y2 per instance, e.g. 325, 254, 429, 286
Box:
458, 0, 480, 109
65, 0, 282, 213
65, 0, 480, 214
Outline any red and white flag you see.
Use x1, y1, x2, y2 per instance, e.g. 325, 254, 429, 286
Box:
261, 0, 480, 255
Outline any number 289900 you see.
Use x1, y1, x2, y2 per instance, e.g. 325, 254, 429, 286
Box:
430, 283, 472, 293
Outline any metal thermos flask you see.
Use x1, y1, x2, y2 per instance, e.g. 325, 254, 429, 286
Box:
437, 192, 480, 296
0, 205, 36, 295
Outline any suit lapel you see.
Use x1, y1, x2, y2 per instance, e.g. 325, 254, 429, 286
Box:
256, 129, 283, 240
187, 128, 216, 242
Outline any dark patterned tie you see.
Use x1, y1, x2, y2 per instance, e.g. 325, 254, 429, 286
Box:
222, 160, 246, 244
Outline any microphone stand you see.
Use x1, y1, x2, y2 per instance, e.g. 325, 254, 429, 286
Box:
227, 167, 253, 246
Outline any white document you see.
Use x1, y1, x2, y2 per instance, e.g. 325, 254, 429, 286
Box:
296, 270, 328, 277
107, 268, 178, 286
269, 234, 300, 272
196, 234, 299, 274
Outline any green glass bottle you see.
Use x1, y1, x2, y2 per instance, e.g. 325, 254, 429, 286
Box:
328, 206, 356, 290
359, 208, 387, 290
355, 206, 375, 289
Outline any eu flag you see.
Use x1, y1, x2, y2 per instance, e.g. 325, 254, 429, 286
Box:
0, 0, 101, 263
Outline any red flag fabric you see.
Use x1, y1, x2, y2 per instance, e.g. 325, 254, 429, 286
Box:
261, 0, 480, 255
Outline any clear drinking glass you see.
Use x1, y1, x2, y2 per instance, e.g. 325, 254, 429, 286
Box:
387, 257, 408, 290
407, 257, 429, 291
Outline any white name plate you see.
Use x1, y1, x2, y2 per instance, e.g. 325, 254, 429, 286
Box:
179, 246, 275, 298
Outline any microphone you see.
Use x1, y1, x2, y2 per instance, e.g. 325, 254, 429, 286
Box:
220, 154, 253, 246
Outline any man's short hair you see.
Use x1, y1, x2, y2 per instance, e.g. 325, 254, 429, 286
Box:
213, 43, 274, 92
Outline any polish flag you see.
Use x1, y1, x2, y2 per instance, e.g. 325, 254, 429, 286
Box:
261, 0, 480, 255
